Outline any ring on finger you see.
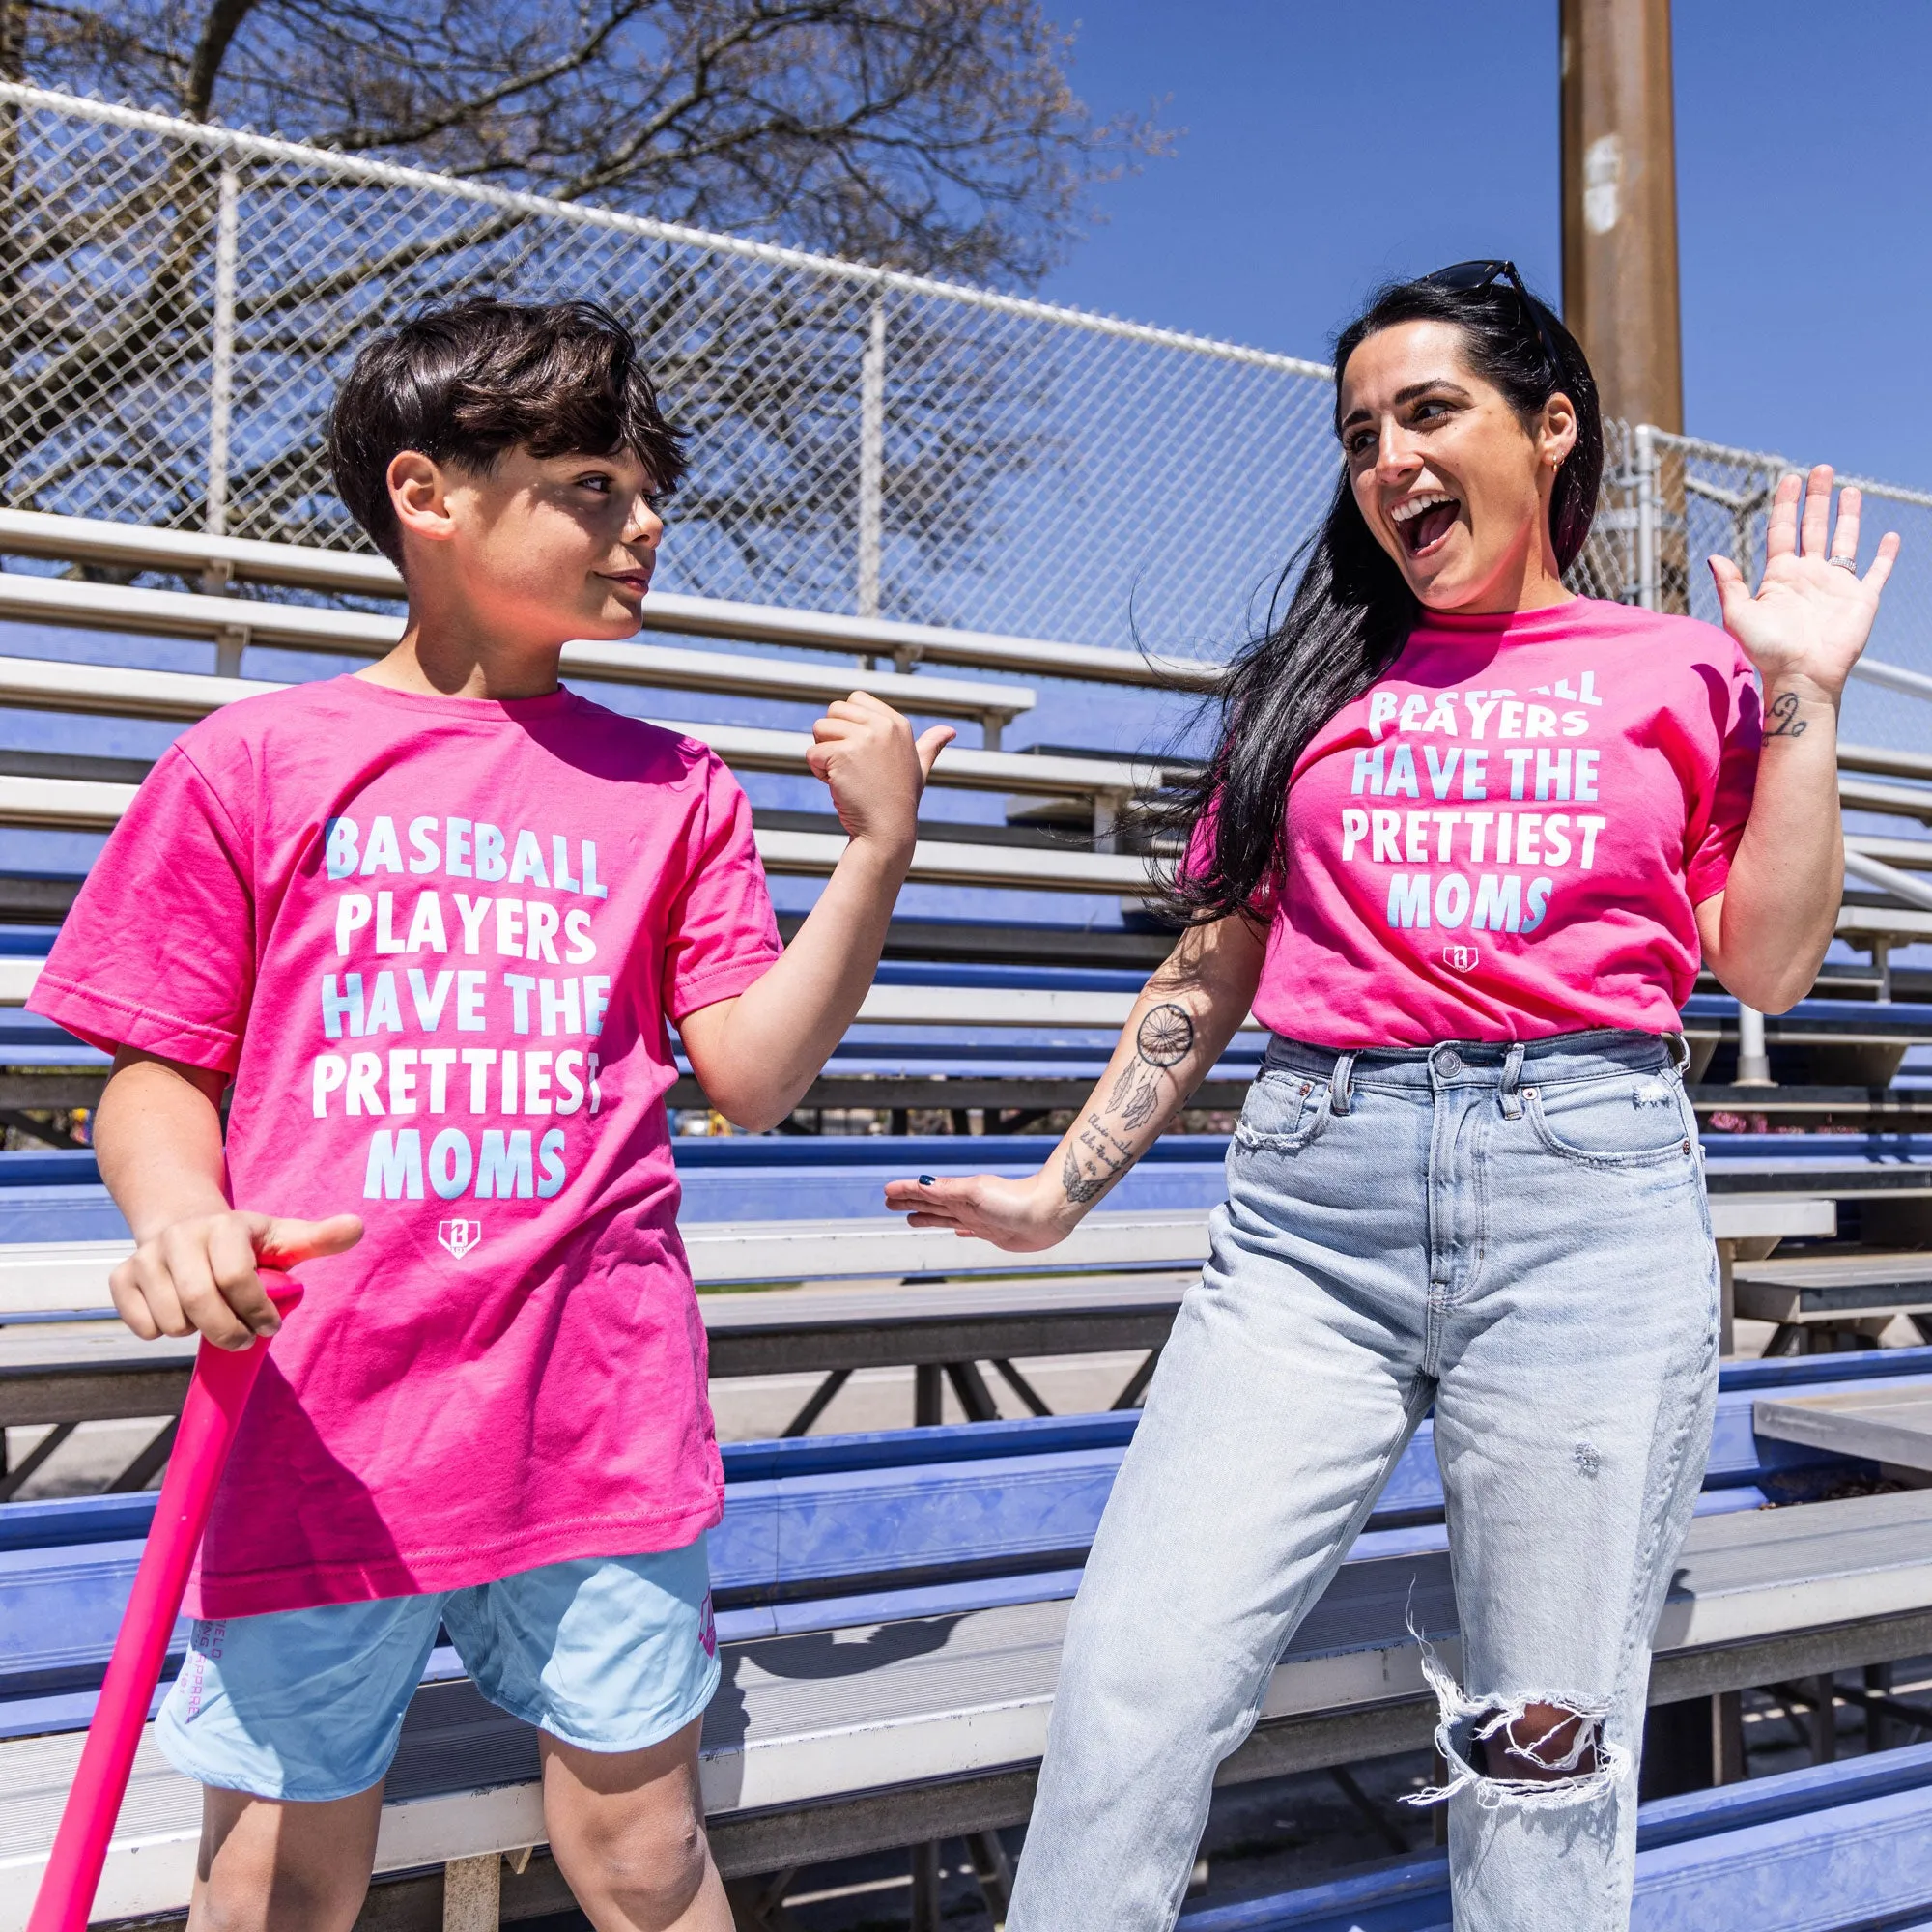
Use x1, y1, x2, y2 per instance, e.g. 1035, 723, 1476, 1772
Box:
1828, 554, 1859, 573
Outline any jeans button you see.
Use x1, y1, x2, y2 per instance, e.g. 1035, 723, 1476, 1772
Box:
1431, 1044, 1463, 1076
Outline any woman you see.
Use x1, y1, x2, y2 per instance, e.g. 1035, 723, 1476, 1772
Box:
885, 263, 1897, 1930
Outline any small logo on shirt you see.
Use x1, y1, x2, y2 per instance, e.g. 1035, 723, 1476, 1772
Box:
1441, 944, 1481, 974
438, 1219, 482, 1260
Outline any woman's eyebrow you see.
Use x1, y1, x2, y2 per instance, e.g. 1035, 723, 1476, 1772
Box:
1339, 380, 1475, 431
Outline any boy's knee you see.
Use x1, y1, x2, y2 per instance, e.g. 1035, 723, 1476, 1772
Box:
192, 1787, 380, 1932
193, 1858, 368, 1932
552, 1786, 712, 1929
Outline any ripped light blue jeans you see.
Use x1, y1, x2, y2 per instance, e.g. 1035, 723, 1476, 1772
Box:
1007, 1031, 1721, 1932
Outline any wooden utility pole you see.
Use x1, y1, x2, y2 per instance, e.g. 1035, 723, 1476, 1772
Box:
1559, 0, 1684, 434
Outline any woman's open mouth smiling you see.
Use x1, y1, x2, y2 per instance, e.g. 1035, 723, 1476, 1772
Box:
1390, 491, 1461, 558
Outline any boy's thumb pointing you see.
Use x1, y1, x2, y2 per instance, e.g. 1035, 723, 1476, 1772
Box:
254, 1212, 365, 1264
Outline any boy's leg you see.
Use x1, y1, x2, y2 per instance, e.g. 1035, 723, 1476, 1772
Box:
189, 1784, 384, 1932
539, 1718, 730, 1932
157, 1593, 444, 1932
449, 1539, 724, 1932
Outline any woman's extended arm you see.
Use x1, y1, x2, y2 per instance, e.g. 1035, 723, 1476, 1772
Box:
1698, 466, 1898, 1013
884, 912, 1267, 1249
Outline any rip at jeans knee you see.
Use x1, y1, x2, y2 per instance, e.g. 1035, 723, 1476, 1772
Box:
1403, 1643, 1629, 1811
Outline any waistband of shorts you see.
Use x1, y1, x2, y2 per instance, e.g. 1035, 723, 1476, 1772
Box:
1262, 1028, 1686, 1092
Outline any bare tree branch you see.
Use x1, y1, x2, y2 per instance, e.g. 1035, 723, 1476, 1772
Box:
22, 0, 1168, 283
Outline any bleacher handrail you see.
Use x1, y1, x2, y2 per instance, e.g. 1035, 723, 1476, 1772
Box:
1850, 656, 1932, 708
0, 507, 1218, 692
0, 1210, 1223, 1312
9, 505, 1929, 708
1844, 849, 1932, 917
0, 1201, 1838, 1321
0, 654, 1159, 802
0, 791, 1154, 896
0, 569, 1038, 734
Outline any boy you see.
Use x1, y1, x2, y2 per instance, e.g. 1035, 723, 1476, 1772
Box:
28, 298, 952, 1932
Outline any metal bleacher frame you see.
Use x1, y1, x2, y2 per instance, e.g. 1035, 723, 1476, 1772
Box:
10, 510, 1932, 1926
9, 1346, 1932, 1928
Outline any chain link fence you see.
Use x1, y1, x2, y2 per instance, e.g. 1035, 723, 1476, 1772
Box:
0, 81, 1343, 660
3, 82, 1929, 685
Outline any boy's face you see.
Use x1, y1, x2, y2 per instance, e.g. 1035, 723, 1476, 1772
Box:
388, 442, 667, 645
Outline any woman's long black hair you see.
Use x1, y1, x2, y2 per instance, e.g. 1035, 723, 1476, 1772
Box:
1156, 270, 1604, 925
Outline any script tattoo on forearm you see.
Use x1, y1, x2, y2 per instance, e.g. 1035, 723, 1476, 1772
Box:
1063, 1003, 1198, 1204
1765, 690, 1808, 738
1062, 1119, 1135, 1204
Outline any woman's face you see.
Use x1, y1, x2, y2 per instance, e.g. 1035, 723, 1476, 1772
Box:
1337, 319, 1577, 611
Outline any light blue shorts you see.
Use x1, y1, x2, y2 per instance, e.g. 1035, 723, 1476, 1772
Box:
156, 1538, 719, 1802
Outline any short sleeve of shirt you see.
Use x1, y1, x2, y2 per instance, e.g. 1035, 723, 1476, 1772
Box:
1684, 648, 1763, 905
662, 754, 781, 1021
28, 744, 258, 1071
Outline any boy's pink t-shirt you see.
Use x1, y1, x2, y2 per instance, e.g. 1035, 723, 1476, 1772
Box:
29, 676, 781, 1617
1236, 597, 1761, 1048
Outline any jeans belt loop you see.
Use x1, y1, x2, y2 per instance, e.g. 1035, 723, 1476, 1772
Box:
1498, 1040, 1527, 1120
1665, 1031, 1691, 1073
1329, 1050, 1357, 1117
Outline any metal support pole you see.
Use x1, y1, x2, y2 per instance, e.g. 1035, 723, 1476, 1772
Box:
1734, 1004, 1773, 1087
856, 291, 886, 625
1633, 422, 1660, 612
213, 622, 249, 680
204, 160, 240, 539
1092, 790, 1122, 855
909, 1840, 942, 1931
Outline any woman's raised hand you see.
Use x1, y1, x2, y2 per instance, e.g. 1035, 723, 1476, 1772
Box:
882, 1170, 1073, 1253
1708, 464, 1898, 704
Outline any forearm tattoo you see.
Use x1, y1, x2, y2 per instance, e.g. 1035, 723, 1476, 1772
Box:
1062, 1119, 1136, 1204
1765, 690, 1808, 738
1062, 1002, 1198, 1205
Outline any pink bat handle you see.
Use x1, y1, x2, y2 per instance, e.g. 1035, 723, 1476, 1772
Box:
27, 1272, 302, 1932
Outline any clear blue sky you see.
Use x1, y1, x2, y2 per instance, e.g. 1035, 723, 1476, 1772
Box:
1041, 0, 1932, 489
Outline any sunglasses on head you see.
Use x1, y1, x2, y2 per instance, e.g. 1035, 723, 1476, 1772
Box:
1420, 259, 1565, 378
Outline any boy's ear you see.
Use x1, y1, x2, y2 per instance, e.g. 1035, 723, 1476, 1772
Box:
387, 450, 457, 550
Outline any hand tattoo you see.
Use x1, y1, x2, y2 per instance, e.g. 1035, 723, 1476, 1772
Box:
1104, 1003, 1197, 1130
1765, 690, 1808, 738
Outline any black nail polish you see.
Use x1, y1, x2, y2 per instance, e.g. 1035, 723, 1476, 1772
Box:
918, 1174, 937, 1185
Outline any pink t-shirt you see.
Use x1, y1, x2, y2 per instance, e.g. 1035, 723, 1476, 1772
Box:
1236, 597, 1760, 1047
30, 675, 781, 1616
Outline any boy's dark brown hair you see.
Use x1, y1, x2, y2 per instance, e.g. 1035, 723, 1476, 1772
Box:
327, 297, 688, 565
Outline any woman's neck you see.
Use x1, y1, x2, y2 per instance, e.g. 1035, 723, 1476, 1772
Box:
1433, 533, 1574, 617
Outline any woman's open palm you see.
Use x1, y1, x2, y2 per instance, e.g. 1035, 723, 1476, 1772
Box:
1708, 465, 1897, 700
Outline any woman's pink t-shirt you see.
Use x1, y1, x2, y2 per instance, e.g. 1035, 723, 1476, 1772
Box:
30, 676, 781, 1616
1239, 597, 1761, 1048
